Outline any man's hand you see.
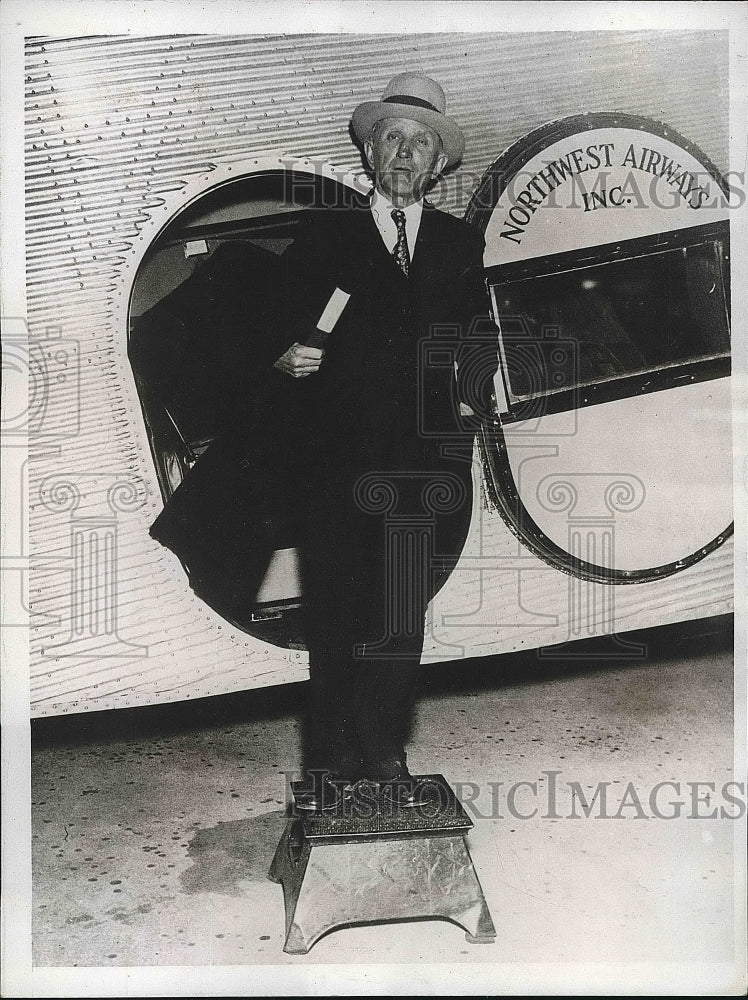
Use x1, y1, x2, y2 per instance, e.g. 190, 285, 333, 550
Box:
273, 342, 324, 378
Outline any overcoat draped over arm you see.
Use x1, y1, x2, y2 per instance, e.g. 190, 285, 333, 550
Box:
142, 191, 496, 619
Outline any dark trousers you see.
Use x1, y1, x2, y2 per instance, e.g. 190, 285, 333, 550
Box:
304, 646, 420, 782
299, 448, 473, 783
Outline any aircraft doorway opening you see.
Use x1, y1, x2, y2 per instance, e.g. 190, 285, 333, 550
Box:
128, 169, 355, 647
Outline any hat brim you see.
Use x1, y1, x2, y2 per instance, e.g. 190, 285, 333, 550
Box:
351, 101, 465, 169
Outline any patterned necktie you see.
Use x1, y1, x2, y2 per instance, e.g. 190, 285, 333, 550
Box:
391, 209, 410, 277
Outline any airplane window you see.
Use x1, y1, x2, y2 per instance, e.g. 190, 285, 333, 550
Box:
492, 236, 730, 407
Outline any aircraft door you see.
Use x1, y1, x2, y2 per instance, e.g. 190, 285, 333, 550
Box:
466, 113, 732, 582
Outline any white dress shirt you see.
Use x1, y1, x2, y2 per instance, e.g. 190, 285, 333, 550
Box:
369, 190, 423, 263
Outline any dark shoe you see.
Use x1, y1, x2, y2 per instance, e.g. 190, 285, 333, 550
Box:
294, 774, 342, 813
369, 755, 411, 785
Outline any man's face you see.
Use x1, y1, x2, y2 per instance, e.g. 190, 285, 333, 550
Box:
364, 117, 448, 207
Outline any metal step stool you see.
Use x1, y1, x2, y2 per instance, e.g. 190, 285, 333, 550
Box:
268, 773, 496, 954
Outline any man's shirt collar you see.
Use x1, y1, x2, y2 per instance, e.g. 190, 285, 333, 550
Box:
370, 189, 423, 224
369, 189, 424, 260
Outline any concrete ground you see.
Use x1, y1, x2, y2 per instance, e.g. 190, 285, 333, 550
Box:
31, 617, 741, 981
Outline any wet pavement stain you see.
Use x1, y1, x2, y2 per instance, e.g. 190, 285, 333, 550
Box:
106, 902, 154, 925
180, 809, 287, 896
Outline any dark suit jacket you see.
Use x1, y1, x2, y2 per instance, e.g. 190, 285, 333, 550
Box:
271, 190, 490, 472
148, 190, 494, 612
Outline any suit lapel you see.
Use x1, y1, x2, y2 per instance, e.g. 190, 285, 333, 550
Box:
409, 201, 448, 285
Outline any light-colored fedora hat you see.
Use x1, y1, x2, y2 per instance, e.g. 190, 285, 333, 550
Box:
351, 71, 465, 169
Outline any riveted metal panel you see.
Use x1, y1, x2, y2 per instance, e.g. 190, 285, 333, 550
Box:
22, 31, 731, 716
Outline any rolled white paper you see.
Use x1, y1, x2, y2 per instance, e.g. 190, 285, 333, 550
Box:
316, 286, 351, 333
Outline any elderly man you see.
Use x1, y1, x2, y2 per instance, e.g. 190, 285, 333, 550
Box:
269, 72, 489, 810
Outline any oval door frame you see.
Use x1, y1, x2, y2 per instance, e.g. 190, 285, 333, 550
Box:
466, 112, 734, 585
123, 157, 366, 643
